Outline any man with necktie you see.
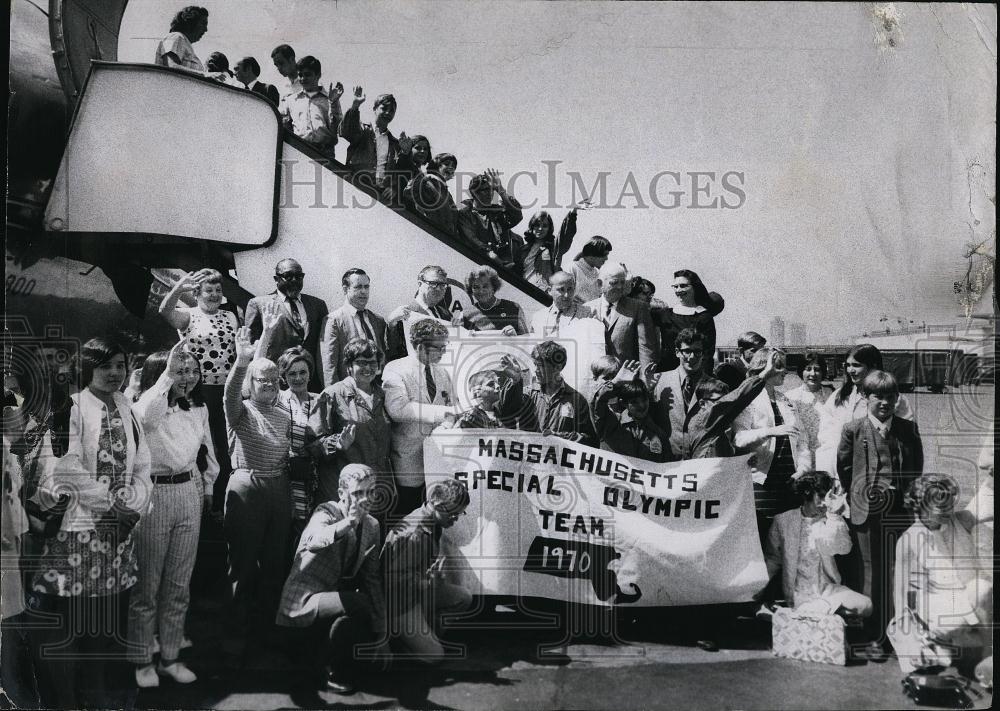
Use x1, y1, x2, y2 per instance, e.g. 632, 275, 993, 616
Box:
246, 258, 329, 391
837, 370, 923, 660
584, 262, 658, 368
320, 268, 392, 386
381, 319, 456, 518
276, 464, 388, 694
650, 328, 710, 454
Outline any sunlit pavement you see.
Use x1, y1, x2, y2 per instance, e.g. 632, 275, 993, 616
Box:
135, 388, 993, 710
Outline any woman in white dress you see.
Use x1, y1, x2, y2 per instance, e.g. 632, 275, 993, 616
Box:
154, 6, 209, 73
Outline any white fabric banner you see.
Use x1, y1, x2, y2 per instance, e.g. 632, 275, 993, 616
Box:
425, 429, 769, 607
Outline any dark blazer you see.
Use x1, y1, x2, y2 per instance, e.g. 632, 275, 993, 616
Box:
585, 295, 659, 368
250, 80, 280, 106
275, 502, 384, 631
836, 416, 923, 525
320, 303, 391, 386
246, 291, 329, 391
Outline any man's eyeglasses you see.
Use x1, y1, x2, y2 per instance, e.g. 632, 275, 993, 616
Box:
678, 348, 704, 356
422, 279, 447, 289
252, 377, 278, 385
277, 272, 305, 281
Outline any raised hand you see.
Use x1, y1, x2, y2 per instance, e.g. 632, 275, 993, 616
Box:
575, 198, 595, 211
614, 360, 641, 383
329, 81, 344, 100
339, 423, 356, 451
641, 362, 660, 390
165, 337, 189, 376
172, 270, 205, 294
261, 299, 282, 332
234, 326, 256, 364
485, 168, 502, 191
352, 85, 365, 107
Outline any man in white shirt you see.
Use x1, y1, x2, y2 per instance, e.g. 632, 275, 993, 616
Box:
381, 319, 456, 517
271, 43, 302, 98
320, 268, 391, 386
278, 56, 343, 159
530, 271, 597, 337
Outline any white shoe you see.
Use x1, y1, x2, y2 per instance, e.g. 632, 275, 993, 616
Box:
157, 661, 197, 684
135, 664, 160, 688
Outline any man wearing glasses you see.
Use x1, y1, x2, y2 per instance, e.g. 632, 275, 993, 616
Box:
584, 262, 658, 369
382, 319, 457, 518
246, 258, 329, 391
651, 328, 710, 451
386, 265, 461, 359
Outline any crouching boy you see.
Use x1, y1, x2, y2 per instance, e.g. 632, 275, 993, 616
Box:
381, 480, 474, 663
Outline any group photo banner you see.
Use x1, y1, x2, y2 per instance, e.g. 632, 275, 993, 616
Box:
425, 429, 769, 607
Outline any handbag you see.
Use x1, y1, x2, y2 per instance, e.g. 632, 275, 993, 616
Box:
901, 672, 978, 708
772, 606, 847, 665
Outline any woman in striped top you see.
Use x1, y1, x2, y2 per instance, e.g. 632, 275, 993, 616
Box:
128, 339, 217, 688
223, 311, 292, 657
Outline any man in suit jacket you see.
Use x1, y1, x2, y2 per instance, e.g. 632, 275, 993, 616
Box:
585, 262, 658, 368
276, 464, 387, 693
321, 268, 391, 386
246, 258, 329, 391
234, 56, 280, 105
385, 265, 459, 360
381, 318, 456, 517
651, 327, 709, 454
836, 370, 923, 653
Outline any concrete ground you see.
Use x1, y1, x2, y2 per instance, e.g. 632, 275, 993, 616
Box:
133, 387, 994, 710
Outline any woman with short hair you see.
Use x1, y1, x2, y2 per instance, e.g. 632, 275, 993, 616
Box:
462, 265, 528, 335
783, 354, 833, 459
159, 268, 239, 509
276, 347, 325, 540
317, 338, 388, 512
30, 338, 152, 708
154, 5, 209, 73
223, 313, 292, 656
128, 341, 216, 687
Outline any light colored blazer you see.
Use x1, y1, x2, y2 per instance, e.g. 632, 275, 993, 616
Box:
584, 295, 658, 367
764, 508, 852, 608
48, 389, 152, 531
381, 355, 455, 488
732, 388, 813, 476
320, 302, 391, 386
276, 502, 384, 631
650, 367, 701, 445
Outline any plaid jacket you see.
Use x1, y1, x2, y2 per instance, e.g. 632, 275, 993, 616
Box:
276, 501, 385, 634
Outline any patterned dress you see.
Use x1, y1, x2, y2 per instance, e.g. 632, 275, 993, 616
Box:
181, 307, 239, 385
285, 392, 320, 521
32, 405, 138, 597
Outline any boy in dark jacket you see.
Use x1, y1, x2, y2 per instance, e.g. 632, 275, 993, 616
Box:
591, 361, 673, 462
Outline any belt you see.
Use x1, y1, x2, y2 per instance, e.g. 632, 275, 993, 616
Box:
234, 467, 286, 478
151, 471, 193, 485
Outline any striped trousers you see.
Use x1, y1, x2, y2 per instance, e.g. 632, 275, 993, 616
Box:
127, 478, 202, 663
